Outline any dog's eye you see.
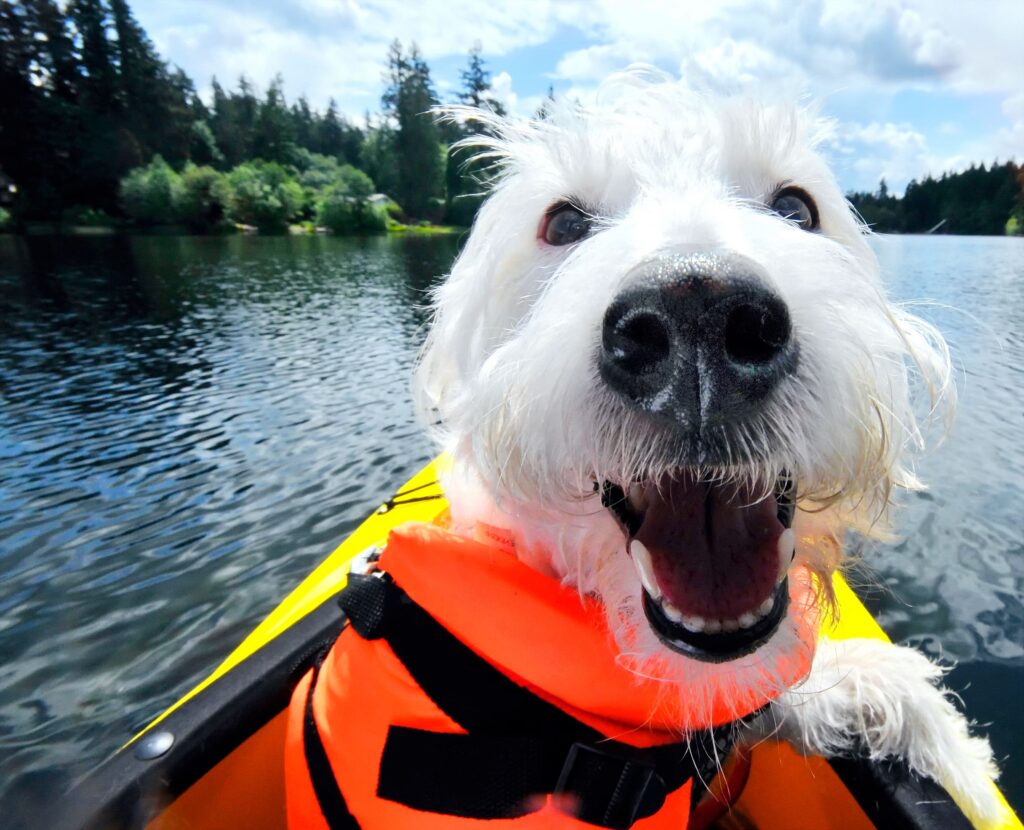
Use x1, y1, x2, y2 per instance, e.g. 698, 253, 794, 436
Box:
540, 203, 591, 246
769, 187, 819, 231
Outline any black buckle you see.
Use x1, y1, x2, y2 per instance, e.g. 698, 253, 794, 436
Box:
553, 742, 667, 830
338, 572, 407, 639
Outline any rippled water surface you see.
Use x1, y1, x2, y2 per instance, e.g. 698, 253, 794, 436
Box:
1, 233, 1021, 818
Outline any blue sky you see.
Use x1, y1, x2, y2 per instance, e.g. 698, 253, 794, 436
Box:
133, 0, 1024, 195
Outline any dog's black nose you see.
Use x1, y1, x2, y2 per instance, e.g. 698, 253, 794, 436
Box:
599, 253, 797, 427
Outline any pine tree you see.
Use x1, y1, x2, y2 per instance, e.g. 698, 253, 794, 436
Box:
254, 74, 295, 163
445, 44, 505, 225
28, 0, 79, 102
458, 43, 505, 115
70, 0, 117, 113
292, 95, 318, 153
382, 40, 443, 218
319, 98, 344, 158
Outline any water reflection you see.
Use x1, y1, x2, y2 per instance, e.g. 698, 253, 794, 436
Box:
0, 234, 458, 821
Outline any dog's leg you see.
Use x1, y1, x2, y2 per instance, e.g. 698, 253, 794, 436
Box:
744, 637, 1006, 827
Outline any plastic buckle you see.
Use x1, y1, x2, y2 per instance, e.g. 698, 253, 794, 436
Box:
337, 572, 395, 639
553, 742, 666, 830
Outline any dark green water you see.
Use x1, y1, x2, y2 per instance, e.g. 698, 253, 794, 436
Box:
0, 233, 1021, 819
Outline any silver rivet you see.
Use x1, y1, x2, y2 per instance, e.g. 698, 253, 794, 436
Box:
133, 730, 174, 760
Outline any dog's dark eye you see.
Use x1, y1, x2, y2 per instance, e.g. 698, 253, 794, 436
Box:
540, 203, 591, 246
769, 187, 819, 231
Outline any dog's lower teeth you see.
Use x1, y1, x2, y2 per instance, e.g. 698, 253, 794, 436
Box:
777, 528, 796, 582
661, 600, 684, 623
629, 539, 661, 600
703, 619, 722, 634
721, 618, 740, 633
738, 612, 757, 629
681, 615, 705, 633
627, 483, 648, 513
758, 596, 775, 616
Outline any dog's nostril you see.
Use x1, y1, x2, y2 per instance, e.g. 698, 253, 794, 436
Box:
606, 311, 671, 374
723, 302, 790, 366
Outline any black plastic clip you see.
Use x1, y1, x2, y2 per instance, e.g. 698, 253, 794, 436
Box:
553, 741, 667, 830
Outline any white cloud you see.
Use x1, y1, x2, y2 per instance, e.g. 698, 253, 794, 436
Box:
487, 71, 515, 110
827, 121, 931, 193
548, 0, 1023, 97
991, 92, 1024, 163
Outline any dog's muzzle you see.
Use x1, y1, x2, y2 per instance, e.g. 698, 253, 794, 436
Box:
599, 252, 797, 429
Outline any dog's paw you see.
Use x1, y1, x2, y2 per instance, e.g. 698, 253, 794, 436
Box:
754, 638, 1008, 828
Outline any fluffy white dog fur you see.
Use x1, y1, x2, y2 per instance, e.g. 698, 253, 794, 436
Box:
414, 69, 1005, 825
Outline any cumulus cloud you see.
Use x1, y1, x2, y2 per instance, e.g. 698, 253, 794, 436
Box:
991, 92, 1024, 163
550, 0, 1022, 96
826, 121, 932, 193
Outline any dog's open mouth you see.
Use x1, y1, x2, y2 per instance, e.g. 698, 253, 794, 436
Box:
602, 472, 796, 663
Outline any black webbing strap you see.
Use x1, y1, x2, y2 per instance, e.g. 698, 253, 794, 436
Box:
336, 572, 722, 830
303, 654, 362, 830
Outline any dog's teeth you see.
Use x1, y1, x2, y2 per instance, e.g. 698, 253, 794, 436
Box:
721, 618, 740, 633
737, 612, 757, 629
627, 483, 648, 513
757, 596, 775, 617
681, 615, 705, 633
661, 600, 684, 623
703, 619, 722, 634
629, 540, 661, 600
777, 528, 796, 582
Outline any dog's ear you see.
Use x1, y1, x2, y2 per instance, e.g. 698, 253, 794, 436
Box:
842, 304, 955, 538
886, 305, 957, 484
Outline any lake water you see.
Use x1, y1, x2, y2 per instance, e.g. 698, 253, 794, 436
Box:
1, 233, 1021, 820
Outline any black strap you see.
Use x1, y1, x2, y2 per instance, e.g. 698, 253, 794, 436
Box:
337, 572, 729, 830
303, 654, 362, 830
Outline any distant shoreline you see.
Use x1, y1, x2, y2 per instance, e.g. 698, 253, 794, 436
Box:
1, 222, 465, 238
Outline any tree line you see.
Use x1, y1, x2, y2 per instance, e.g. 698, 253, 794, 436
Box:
2, 0, 1021, 236
0, 0, 505, 232
847, 163, 1024, 236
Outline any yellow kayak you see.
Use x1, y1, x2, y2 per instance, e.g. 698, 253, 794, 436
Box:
53, 459, 1021, 829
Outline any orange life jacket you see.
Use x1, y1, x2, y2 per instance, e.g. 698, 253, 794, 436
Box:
284, 523, 816, 830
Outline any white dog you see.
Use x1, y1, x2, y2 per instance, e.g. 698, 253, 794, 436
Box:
414, 70, 1003, 826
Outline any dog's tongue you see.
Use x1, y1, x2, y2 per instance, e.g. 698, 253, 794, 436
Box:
636, 475, 783, 620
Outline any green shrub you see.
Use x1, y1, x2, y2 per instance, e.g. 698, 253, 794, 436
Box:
316, 183, 387, 235
177, 164, 231, 232
293, 150, 342, 191
315, 164, 385, 235
120, 156, 182, 225
62, 205, 117, 227
1007, 212, 1023, 236
0, 206, 11, 231
226, 161, 303, 232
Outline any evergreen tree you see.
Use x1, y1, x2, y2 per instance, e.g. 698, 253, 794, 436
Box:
70, 0, 117, 113
848, 162, 1022, 235
254, 74, 295, 163
445, 44, 505, 225
28, 0, 80, 102
319, 98, 344, 158
292, 95, 318, 154
360, 122, 399, 199
382, 40, 443, 218
458, 43, 505, 115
